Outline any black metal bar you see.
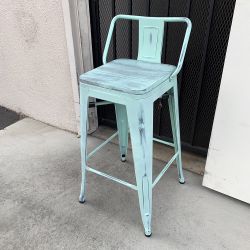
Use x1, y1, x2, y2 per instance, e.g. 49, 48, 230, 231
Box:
164, 0, 170, 64
159, 0, 190, 141
89, 0, 102, 67
115, 0, 131, 59
131, 0, 148, 58
129, 0, 132, 59
147, 0, 151, 16
178, 0, 215, 144
177, 0, 192, 92
192, 0, 236, 148
190, 0, 215, 144
112, 0, 117, 59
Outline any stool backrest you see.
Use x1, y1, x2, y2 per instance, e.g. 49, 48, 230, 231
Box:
137, 18, 164, 64
103, 15, 192, 79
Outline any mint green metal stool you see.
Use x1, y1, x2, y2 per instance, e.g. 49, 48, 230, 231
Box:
79, 15, 192, 237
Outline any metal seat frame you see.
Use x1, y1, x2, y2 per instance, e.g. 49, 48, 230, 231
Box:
79, 15, 192, 236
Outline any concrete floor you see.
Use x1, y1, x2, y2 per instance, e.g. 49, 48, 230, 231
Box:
0, 118, 249, 250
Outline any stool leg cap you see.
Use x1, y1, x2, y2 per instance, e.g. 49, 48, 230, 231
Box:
121, 154, 126, 162
79, 197, 85, 204
179, 176, 185, 184
144, 232, 152, 237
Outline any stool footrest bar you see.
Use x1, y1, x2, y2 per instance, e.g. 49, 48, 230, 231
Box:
86, 166, 138, 191
89, 101, 113, 108
152, 152, 178, 188
87, 131, 118, 160
95, 101, 113, 106
153, 138, 175, 147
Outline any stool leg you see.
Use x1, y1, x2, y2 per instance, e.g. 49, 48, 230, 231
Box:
169, 84, 185, 184
115, 104, 129, 162
79, 87, 89, 203
127, 101, 153, 236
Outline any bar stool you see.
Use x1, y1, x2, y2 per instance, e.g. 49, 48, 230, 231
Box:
79, 15, 192, 237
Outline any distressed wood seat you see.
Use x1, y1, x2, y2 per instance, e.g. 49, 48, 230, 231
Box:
78, 15, 192, 237
80, 59, 176, 95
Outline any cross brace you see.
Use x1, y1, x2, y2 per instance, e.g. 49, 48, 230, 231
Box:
86, 131, 177, 191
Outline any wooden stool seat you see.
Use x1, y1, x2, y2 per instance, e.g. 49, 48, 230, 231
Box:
80, 59, 176, 95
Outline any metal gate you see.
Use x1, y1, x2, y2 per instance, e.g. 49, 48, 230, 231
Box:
88, 0, 236, 155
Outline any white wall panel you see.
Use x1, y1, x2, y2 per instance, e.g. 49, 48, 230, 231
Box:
203, 0, 250, 204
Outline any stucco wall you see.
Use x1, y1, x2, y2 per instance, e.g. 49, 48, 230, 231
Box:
0, 0, 77, 132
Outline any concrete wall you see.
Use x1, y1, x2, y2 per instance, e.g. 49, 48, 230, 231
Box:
0, 0, 77, 132
203, 0, 250, 204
